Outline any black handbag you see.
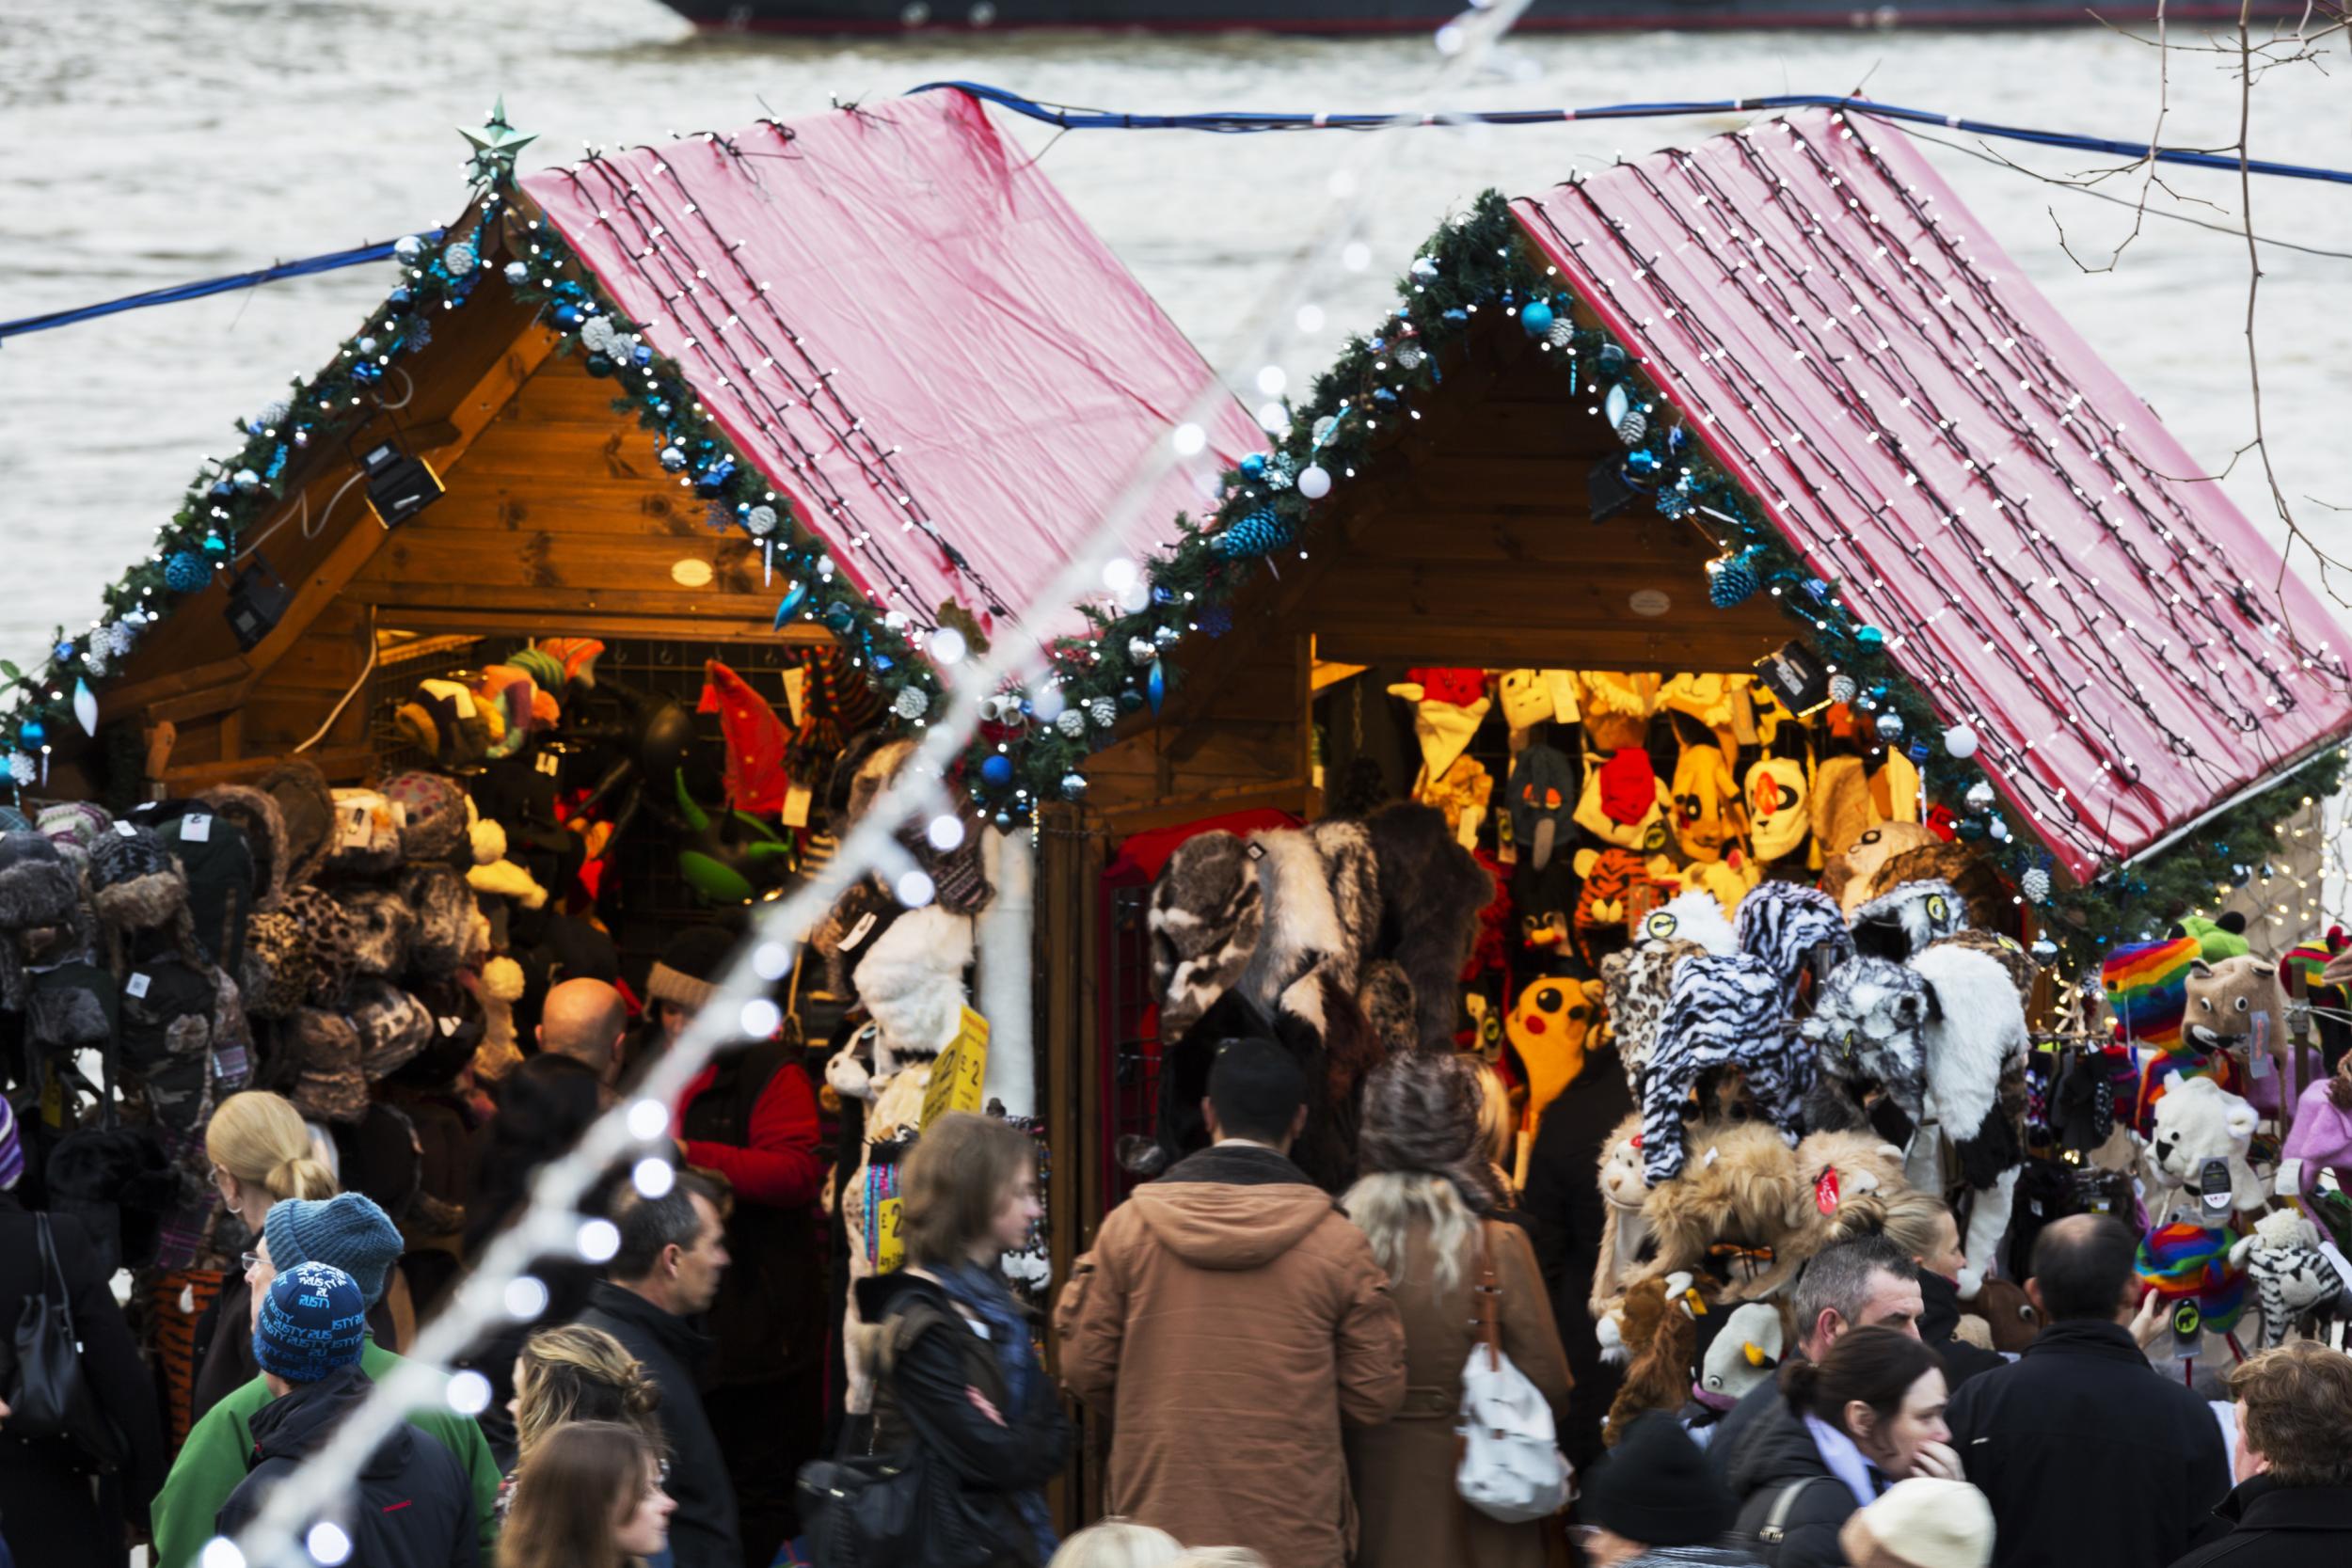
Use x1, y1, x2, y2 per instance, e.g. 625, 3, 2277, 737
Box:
8, 1212, 128, 1472
797, 1446, 930, 1568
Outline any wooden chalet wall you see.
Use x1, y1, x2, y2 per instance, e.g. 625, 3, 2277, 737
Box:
1079, 309, 1792, 833
95, 257, 827, 796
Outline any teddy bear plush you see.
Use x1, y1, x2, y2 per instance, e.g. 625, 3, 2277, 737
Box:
2182, 957, 2285, 1110
2145, 1075, 2266, 1216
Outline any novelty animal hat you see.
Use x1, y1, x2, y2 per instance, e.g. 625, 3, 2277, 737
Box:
1576, 749, 1672, 853
1507, 746, 1575, 872
1736, 881, 1855, 1011
1641, 952, 1801, 1182
1671, 744, 1746, 863
1745, 755, 1811, 863
1695, 1301, 1786, 1410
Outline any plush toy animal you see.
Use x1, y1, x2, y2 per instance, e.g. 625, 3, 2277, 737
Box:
1694, 1301, 1788, 1412
1847, 877, 1970, 964
1601, 940, 1702, 1098
1592, 1113, 1654, 1318
1640, 953, 1805, 1183
1639, 1119, 1805, 1301
1801, 947, 2027, 1270
2228, 1208, 2349, 1350
1960, 1276, 2043, 1354
1506, 974, 1603, 1137
2144, 1075, 2266, 1216
2183, 957, 2285, 1109
1598, 1270, 1718, 1440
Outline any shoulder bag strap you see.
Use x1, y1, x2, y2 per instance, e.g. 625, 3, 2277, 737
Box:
37, 1213, 72, 1328
1758, 1476, 1832, 1544
1473, 1220, 1502, 1372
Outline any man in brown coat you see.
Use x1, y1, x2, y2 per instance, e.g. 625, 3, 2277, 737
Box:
1056, 1037, 1406, 1568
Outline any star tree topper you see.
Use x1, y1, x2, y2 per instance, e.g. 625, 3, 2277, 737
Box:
461, 97, 538, 186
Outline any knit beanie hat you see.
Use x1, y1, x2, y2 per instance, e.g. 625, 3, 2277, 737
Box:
647, 925, 735, 1012
253, 1259, 367, 1383
37, 801, 115, 866
0, 1097, 21, 1190
264, 1191, 404, 1307
1506, 746, 1575, 873
1356, 1051, 1499, 1214
1838, 1479, 1994, 1568
1583, 1412, 1736, 1546
383, 770, 469, 863
87, 823, 184, 925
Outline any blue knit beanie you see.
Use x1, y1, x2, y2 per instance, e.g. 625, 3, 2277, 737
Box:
263, 1192, 403, 1307
253, 1260, 365, 1383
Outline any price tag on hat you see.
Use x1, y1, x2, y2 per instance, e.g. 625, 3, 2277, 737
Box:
125, 973, 151, 999
115, 820, 138, 838
182, 813, 212, 843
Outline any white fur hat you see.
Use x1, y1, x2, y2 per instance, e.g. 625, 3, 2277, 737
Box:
851, 906, 973, 1060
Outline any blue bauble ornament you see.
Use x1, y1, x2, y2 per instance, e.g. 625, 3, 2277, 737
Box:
694, 460, 737, 499
351, 362, 381, 386
1597, 342, 1629, 374
503, 261, 530, 286
1239, 453, 1266, 479
54, 641, 74, 663
584, 354, 613, 378
553, 303, 584, 331
392, 234, 426, 267
1118, 689, 1144, 713
821, 602, 856, 631
1855, 625, 1885, 651
18, 721, 44, 750
1060, 772, 1089, 800
384, 286, 413, 315
631, 344, 655, 369
979, 754, 1014, 789
207, 478, 235, 502
201, 530, 229, 559
165, 552, 210, 593
1519, 299, 1555, 339
1875, 711, 1905, 743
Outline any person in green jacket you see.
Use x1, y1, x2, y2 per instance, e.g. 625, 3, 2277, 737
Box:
151, 1194, 501, 1568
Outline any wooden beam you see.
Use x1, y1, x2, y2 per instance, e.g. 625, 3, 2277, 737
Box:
345, 581, 786, 621
374, 605, 834, 643
1092, 782, 1321, 838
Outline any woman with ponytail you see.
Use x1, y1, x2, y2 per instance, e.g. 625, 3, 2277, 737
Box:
1724, 1327, 1958, 1568
505, 1324, 667, 1505
1342, 1052, 1571, 1568
188, 1090, 342, 1420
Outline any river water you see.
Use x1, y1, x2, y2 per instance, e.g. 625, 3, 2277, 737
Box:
3, 1, 2348, 657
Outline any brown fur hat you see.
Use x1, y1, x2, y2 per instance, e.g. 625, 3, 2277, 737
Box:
1148, 831, 1263, 1039
1603, 1271, 1719, 1439
1356, 960, 1419, 1054
285, 1006, 368, 1124
1357, 1050, 1499, 1214
1641, 1119, 1804, 1300
334, 887, 415, 978
1925, 928, 2038, 1007
399, 863, 476, 976
1364, 802, 1493, 1052
199, 784, 291, 911
258, 760, 338, 892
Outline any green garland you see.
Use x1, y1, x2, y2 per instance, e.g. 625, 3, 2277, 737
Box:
11, 140, 2333, 970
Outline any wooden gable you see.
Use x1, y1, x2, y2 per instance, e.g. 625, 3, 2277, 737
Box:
1081, 309, 1792, 831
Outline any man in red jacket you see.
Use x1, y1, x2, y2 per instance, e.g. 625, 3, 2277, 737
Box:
643, 926, 825, 1568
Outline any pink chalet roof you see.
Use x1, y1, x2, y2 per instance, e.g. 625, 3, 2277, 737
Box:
523, 89, 1258, 644
1512, 110, 2352, 880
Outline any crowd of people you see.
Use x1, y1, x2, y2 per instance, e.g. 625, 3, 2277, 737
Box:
3, 986, 2351, 1568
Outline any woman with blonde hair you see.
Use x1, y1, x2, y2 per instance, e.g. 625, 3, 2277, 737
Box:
509, 1323, 665, 1470
501, 1419, 675, 1568
189, 1089, 342, 1420
1867, 1187, 2003, 1387
1343, 1052, 1572, 1568
850, 1111, 1068, 1566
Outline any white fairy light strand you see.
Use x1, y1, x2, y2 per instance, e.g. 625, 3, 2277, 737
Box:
218, 5, 1540, 1564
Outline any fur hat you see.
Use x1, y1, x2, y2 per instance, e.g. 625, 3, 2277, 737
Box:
383, 771, 469, 863
241, 910, 309, 1019
334, 886, 415, 978
1635, 889, 1738, 957
1356, 961, 1418, 1054
1642, 952, 1801, 1183
852, 906, 973, 1059
1736, 880, 1855, 1010
1810, 754, 1876, 860
399, 863, 475, 976
285, 1007, 369, 1124
815, 879, 907, 1000
1356, 1051, 1500, 1214
326, 789, 404, 876
347, 976, 433, 1081
258, 759, 338, 891
1695, 1300, 1786, 1409
1602, 938, 1701, 1096
282, 885, 358, 1007
394, 974, 485, 1087
88, 824, 206, 976
1365, 803, 1492, 1053
1148, 832, 1263, 1039
44, 1121, 180, 1275
199, 784, 291, 911
0, 832, 90, 1011
647, 925, 734, 1013
1850, 878, 1970, 964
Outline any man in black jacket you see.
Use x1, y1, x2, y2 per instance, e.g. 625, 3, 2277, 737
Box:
2169, 1338, 2352, 1568
576, 1171, 739, 1568
215, 1261, 476, 1567
1708, 1235, 1923, 1486
1947, 1214, 2228, 1568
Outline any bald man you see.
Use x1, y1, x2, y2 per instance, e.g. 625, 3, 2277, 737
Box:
537, 977, 628, 1085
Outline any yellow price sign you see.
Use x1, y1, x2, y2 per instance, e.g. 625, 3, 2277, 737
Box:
920, 1006, 990, 1129
874, 1196, 905, 1275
